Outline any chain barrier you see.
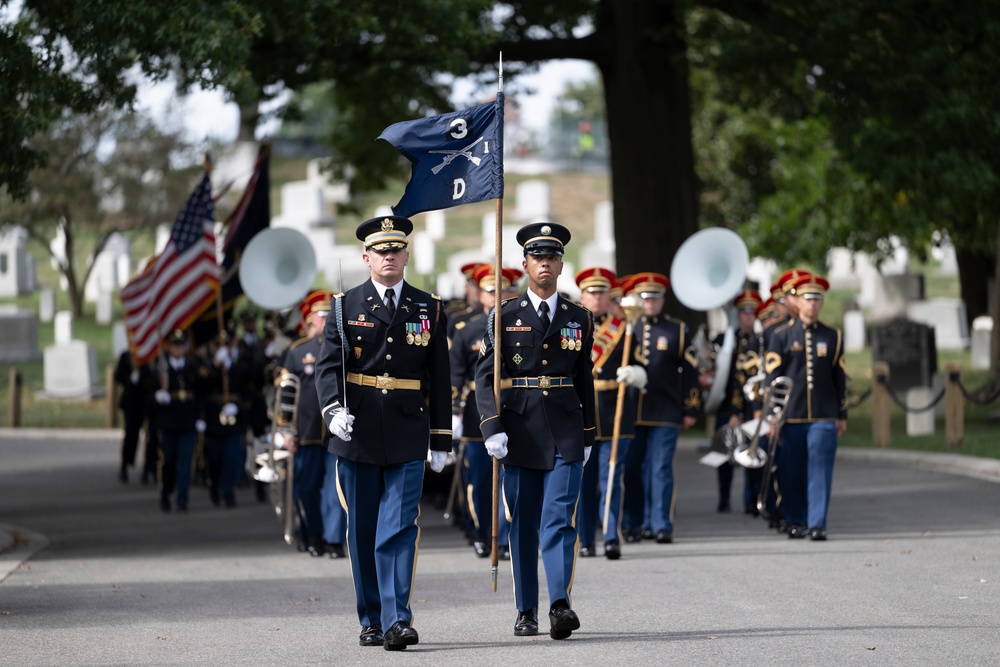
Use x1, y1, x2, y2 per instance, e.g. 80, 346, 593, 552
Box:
844, 386, 872, 409
949, 372, 1000, 406
873, 373, 946, 412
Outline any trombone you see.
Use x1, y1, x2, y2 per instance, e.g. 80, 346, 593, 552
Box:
254, 371, 301, 545
733, 376, 793, 469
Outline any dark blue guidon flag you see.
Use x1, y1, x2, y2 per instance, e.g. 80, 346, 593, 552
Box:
378, 92, 504, 218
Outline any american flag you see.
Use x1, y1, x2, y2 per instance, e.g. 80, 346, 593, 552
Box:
121, 173, 220, 364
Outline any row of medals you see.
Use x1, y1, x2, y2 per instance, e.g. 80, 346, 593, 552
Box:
405, 322, 431, 346
561, 336, 583, 351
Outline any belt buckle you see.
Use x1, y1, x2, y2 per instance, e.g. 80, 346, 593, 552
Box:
538, 376, 551, 389
375, 376, 396, 390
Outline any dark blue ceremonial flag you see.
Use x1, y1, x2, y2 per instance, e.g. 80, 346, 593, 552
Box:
378, 92, 504, 218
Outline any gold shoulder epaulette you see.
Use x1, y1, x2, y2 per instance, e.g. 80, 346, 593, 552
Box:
288, 336, 310, 349
431, 294, 441, 300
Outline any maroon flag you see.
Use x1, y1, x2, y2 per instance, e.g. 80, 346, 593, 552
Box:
121, 173, 219, 364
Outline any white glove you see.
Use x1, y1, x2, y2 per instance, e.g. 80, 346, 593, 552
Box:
429, 450, 448, 473
329, 407, 355, 441
616, 365, 649, 390
451, 414, 464, 441
221, 402, 239, 418
129, 369, 140, 385
195, 419, 206, 433
214, 346, 232, 369
155, 390, 171, 405
583, 446, 592, 466
484, 433, 508, 459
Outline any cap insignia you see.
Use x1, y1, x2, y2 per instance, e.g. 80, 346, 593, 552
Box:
541, 225, 552, 235
381, 218, 394, 232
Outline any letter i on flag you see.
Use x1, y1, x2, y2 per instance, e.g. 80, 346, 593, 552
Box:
377, 92, 504, 218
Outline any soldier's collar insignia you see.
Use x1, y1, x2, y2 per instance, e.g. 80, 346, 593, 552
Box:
520, 300, 528, 307
561, 303, 568, 310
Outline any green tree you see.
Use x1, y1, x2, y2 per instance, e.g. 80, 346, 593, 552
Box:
0, 107, 200, 318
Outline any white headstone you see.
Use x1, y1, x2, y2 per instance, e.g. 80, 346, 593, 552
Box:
96, 290, 115, 325
826, 247, 860, 289
373, 204, 395, 218
905, 386, 936, 436
39, 287, 56, 323
906, 298, 969, 350
579, 241, 616, 274
880, 236, 909, 275
155, 224, 171, 254
843, 310, 866, 352
593, 201, 614, 251
273, 180, 330, 230
54, 311, 73, 346
0, 306, 41, 362
480, 215, 523, 268
970, 315, 993, 371
746, 257, 777, 298
870, 273, 923, 321
112, 321, 129, 360
425, 210, 446, 241
513, 180, 550, 222
0, 226, 31, 297
43, 340, 101, 399
411, 232, 435, 275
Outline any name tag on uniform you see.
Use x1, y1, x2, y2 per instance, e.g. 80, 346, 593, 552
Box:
348, 320, 375, 327
506, 326, 532, 332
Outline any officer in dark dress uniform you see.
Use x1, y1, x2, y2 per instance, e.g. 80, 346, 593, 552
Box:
764, 274, 847, 541
707, 289, 763, 514
199, 329, 254, 508
280, 291, 346, 558
475, 222, 596, 641
114, 349, 153, 483
450, 264, 518, 559
153, 330, 204, 513
574, 267, 644, 561
314, 215, 451, 651
619, 273, 700, 544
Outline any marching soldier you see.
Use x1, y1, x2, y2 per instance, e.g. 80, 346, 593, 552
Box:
114, 349, 153, 483
199, 328, 255, 508
755, 296, 784, 525
279, 290, 346, 558
315, 215, 451, 650
475, 222, 595, 640
707, 289, 763, 514
450, 264, 519, 559
619, 273, 700, 545
152, 330, 205, 513
764, 274, 847, 541
575, 267, 644, 560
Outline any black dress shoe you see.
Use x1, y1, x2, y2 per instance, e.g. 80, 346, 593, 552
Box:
209, 487, 220, 506
307, 541, 324, 557
473, 541, 489, 558
604, 542, 621, 560
579, 545, 596, 557
514, 607, 538, 636
499, 546, 511, 560
787, 525, 807, 539
623, 530, 642, 543
159, 496, 170, 513
296, 542, 308, 553
808, 528, 827, 541
640, 528, 654, 540
358, 624, 383, 647
327, 544, 346, 559
119, 465, 128, 483
717, 500, 731, 513
655, 530, 673, 544
548, 604, 580, 640
383, 620, 419, 651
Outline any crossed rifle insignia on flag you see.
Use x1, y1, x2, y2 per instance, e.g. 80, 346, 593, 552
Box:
428, 136, 485, 175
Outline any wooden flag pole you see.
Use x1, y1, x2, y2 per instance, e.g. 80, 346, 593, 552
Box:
490, 54, 504, 593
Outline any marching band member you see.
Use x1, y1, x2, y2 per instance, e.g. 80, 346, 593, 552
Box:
279, 290, 346, 558
449, 264, 518, 559
764, 274, 847, 541
475, 222, 595, 640
575, 267, 644, 560
756, 296, 784, 525
315, 215, 451, 650
707, 289, 763, 514
619, 273, 700, 545
447, 261, 486, 338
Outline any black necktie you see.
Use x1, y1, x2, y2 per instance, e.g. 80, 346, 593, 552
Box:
538, 301, 550, 331
385, 290, 396, 317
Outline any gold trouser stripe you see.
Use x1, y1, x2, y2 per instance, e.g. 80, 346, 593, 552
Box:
346, 372, 421, 391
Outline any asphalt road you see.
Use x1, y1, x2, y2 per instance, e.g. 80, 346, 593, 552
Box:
2, 429, 999, 666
